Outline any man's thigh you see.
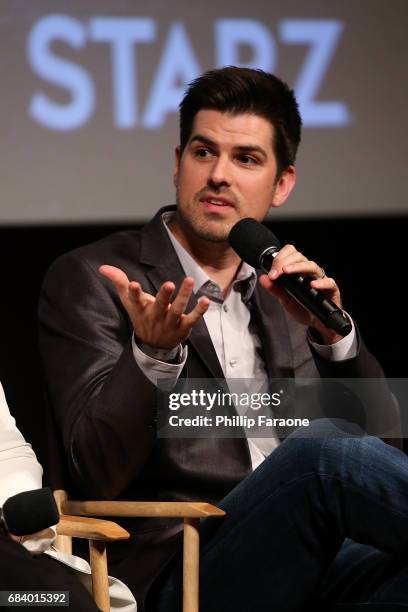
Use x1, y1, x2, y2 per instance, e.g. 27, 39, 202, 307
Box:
151, 422, 408, 611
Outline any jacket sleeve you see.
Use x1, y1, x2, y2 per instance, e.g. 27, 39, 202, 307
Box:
38, 251, 158, 499
286, 313, 400, 441
311, 334, 401, 442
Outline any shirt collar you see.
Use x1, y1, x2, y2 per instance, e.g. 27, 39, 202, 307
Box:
162, 211, 257, 303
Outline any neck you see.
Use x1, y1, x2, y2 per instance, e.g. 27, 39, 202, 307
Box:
168, 216, 242, 296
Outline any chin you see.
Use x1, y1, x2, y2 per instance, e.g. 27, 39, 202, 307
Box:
192, 221, 232, 243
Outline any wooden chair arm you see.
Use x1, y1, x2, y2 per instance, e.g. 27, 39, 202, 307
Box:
57, 515, 130, 541
62, 500, 225, 519
54, 490, 225, 612
55, 514, 129, 612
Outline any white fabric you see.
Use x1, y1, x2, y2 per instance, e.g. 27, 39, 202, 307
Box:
0, 382, 55, 552
0, 382, 136, 611
132, 337, 187, 387
46, 546, 136, 612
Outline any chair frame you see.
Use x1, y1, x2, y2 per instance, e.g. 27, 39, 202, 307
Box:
54, 490, 225, 612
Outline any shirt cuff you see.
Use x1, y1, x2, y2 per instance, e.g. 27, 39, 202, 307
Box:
132, 335, 187, 386
308, 313, 358, 361
139, 343, 181, 362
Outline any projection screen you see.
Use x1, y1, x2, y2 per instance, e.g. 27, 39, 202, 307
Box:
1, 0, 407, 223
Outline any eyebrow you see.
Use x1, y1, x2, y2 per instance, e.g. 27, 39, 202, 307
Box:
189, 134, 268, 159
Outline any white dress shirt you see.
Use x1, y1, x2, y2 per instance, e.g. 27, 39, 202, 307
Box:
133, 212, 357, 469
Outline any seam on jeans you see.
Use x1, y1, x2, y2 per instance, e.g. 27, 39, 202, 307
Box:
318, 472, 408, 522
201, 471, 318, 560
202, 469, 408, 562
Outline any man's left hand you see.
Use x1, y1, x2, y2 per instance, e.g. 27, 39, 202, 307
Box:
258, 244, 344, 345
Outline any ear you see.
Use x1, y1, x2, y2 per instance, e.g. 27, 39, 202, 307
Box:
270, 165, 296, 209
173, 146, 181, 188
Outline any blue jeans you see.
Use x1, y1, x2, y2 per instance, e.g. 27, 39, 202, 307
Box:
153, 419, 408, 611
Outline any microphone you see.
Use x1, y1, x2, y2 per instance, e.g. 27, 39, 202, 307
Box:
228, 218, 352, 337
0, 487, 59, 536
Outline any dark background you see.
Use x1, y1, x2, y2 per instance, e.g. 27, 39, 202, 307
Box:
0, 215, 405, 468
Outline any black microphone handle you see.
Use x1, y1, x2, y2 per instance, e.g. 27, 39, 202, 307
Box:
260, 248, 352, 337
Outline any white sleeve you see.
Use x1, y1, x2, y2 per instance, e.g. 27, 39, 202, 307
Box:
132, 335, 187, 386
0, 383, 43, 505
0, 383, 55, 553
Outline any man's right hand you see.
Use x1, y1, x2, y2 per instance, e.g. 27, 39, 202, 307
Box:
99, 265, 210, 350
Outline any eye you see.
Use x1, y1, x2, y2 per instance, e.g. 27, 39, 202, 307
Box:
238, 154, 258, 165
194, 147, 212, 158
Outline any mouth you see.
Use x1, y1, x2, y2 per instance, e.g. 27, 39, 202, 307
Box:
199, 195, 235, 211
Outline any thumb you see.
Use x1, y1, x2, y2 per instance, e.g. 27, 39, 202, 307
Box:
99, 265, 131, 300
259, 274, 290, 307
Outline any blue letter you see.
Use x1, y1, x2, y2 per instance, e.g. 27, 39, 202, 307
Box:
279, 20, 350, 126
215, 19, 276, 72
142, 23, 201, 129
90, 17, 156, 129
27, 15, 95, 131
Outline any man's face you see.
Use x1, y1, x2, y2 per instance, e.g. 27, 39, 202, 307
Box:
173, 109, 296, 244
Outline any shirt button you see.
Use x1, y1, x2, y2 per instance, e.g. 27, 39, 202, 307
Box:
223, 304, 228, 312
229, 359, 237, 367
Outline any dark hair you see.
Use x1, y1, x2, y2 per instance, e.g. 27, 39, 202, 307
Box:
179, 66, 302, 176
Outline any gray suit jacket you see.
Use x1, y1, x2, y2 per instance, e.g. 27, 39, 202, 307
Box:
38, 206, 394, 609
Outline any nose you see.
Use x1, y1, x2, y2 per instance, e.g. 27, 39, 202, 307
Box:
207, 155, 232, 190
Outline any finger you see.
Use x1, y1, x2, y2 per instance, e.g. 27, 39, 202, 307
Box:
269, 251, 307, 279
259, 274, 291, 307
259, 273, 273, 291
274, 244, 297, 258
310, 276, 340, 294
167, 277, 195, 321
179, 297, 210, 331
310, 276, 342, 310
128, 281, 148, 307
99, 264, 129, 285
99, 265, 131, 300
280, 260, 321, 278
152, 282, 176, 316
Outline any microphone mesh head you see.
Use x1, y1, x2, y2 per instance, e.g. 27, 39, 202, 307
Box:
3, 487, 59, 536
228, 218, 280, 267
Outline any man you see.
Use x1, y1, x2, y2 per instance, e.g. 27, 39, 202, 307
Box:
39, 67, 407, 611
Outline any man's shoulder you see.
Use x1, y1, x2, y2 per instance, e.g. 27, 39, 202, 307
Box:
42, 229, 143, 286
63, 228, 142, 266
45, 206, 174, 279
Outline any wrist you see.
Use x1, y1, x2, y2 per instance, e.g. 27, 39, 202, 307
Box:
139, 342, 182, 363
309, 321, 344, 345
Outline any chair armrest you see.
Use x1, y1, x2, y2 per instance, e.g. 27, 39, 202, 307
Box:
57, 514, 130, 541
54, 492, 225, 612
62, 500, 225, 519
